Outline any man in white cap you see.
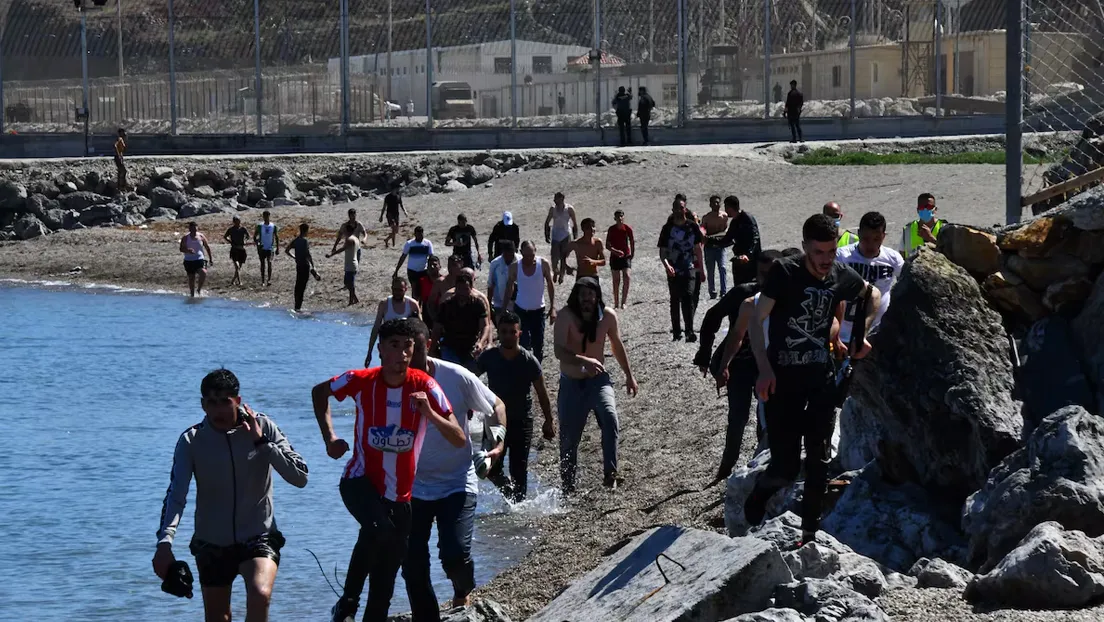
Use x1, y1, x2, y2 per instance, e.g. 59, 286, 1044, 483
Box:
487, 211, 520, 261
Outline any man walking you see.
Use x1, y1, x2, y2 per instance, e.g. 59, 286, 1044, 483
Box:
659, 202, 706, 342
487, 240, 518, 319
333, 208, 368, 261
366, 276, 422, 365
837, 212, 904, 345
557, 92, 566, 115
605, 210, 635, 309
180, 221, 214, 298
254, 211, 279, 286
637, 87, 656, 145
327, 233, 362, 306
404, 320, 507, 618
745, 214, 880, 544
478, 310, 555, 502
785, 80, 804, 143
379, 190, 409, 249
394, 226, 435, 302
285, 223, 319, 313
431, 269, 491, 373
544, 192, 578, 284
446, 213, 482, 270
568, 218, 606, 283
223, 216, 251, 287
312, 318, 465, 622
154, 368, 308, 622
823, 202, 858, 247
702, 195, 730, 299
487, 211, 520, 261
901, 192, 945, 256
114, 128, 128, 193
613, 86, 633, 146
717, 196, 761, 286
505, 240, 557, 362
554, 278, 637, 491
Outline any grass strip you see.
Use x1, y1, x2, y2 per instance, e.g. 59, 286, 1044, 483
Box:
791, 148, 1054, 165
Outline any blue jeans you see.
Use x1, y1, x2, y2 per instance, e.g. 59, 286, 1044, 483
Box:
516, 306, 546, 363
704, 246, 728, 296
558, 372, 619, 489
402, 492, 478, 621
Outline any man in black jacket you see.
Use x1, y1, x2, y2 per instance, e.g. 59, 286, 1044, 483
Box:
487, 211, 520, 260
613, 87, 633, 146
717, 195, 761, 286
637, 87, 656, 145
785, 80, 804, 143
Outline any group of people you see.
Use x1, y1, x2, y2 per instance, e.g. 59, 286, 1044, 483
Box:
158, 188, 948, 621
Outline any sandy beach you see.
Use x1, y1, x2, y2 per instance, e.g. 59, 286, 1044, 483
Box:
5, 145, 1101, 621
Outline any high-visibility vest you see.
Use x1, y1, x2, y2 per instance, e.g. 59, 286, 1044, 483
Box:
902, 219, 944, 255
837, 230, 858, 248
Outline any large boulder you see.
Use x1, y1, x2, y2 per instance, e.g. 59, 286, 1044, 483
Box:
1016, 316, 1094, 431
178, 200, 231, 219
962, 406, 1104, 571
13, 214, 48, 240
264, 175, 294, 200
937, 224, 1001, 277
24, 193, 60, 218
722, 609, 806, 622
848, 248, 1022, 502
773, 579, 889, 622
188, 168, 230, 190
725, 450, 801, 537
389, 598, 512, 622
0, 180, 28, 211
60, 191, 111, 212
527, 526, 793, 622
965, 522, 1104, 609
150, 186, 187, 210
465, 164, 496, 185
78, 203, 124, 227
1074, 270, 1104, 413
40, 208, 72, 231
909, 557, 974, 589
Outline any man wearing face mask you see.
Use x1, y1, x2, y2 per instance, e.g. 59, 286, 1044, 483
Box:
822, 202, 857, 248
154, 368, 308, 622
901, 192, 945, 256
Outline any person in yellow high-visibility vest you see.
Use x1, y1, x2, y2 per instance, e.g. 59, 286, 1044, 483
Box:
901, 193, 945, 256
823, 201, 858, 248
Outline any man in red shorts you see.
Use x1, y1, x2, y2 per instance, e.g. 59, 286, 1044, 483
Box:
605, 210, 635, 309
312, 318, 466, 622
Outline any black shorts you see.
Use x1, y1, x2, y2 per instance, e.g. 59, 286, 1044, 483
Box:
230, 247, 247, 264
189, 531, 285, 587
183, 259, 206, 275
610, 256, 632, 271
344, 270, 357, 289
387, 214, 400, 227
257, 248, 273, 261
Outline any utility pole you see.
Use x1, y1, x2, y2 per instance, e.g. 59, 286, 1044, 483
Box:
168, 0, 177, 134
425, 0, 433, 129
80, 5, 90, 154
116, 0, 123, 79
340, 0, 350, 134
648, 0, 654, 61
387, 0, 393, 105
719, 0, 725, 44
253, 0, 262, 134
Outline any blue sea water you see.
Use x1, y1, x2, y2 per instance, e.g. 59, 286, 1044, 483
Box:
0, 282, 552, 621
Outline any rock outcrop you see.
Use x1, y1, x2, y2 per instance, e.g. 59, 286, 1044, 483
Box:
908, 557, 974, 590
773, 579, 890, 622
847, 248, 1022, 502
388, 598, 512, 622
962, 406, 1104, 571
528, 526, 793, 622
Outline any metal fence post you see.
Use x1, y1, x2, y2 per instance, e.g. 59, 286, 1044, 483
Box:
168, 0, 177, 134
1005, 0, 1023, 225
510, 0, 518, 125
253, 0, 263, 135
849, 0, 856, 118
677, 0, 686, 127
934, 0, 943, 117
81, 8, 90, 154
593, 0, 601, 131
425, 0, 433, 129
1, 23, 6, 136
763, 0, 771, 120
340, 0, 350, 135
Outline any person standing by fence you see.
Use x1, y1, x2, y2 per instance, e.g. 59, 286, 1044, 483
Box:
637, 87, 656, 146
114, 128, 128, 193
785, 80, 804, 143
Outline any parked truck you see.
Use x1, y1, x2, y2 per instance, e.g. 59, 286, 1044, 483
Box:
431, 81, 477, 119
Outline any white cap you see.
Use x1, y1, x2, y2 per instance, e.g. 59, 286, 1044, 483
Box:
503, 211, 513, 225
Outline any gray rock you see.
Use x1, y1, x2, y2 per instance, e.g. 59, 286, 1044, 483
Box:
159, 176, 186, 193
271, 197, 299, 207
443, 179, 468, 193
60, 191, 110, 212
1045, 184, 1104, 231
78, 203, 123, 227
113, 212, 146, 226
41, 208, 70, 230
722, 609, 807, 622
1018, 316, 1094, 431
145, 206, 178, 220
725, 451, 801, 537
528, 526, 793, 622
27, 179, 59, 199
1074, 271, 1104, 414
437, 168, 462, 183
303, 195, 323, 207
785, 543, 841, 580
909, 557, 974, 589
966, 522, 1104, 609
388, 598, 512, 622
188, 168, 229, 189
264, 176, 293, 200
58, 181, 78, 194
153, 166, 175, 179
836, 557, 887, 599
191, 185, 217, 200
242, 186, 267, 206
848, 248, 1022, 502
24, 193, 59, 218
149, 186, 187, 210
14, 214, 48, 240
120, 196, 152, 215
821, 463, 967, 572
260, 166, 288, 179
82, 171, 103, 194
178, 200, 229, 219
835, 399, 879, 473
774, 579, 889, 622
754, 513, 854, 556
466, 164, 496, 185
962, 405, 1104, 571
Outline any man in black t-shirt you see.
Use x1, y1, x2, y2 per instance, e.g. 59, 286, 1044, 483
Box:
222, 216, 251, 286
745, 214, 879, 543
445, 213, 482, 270
379, 190, 408, 249
285, 223, 320, 312
658, 200, 705, 341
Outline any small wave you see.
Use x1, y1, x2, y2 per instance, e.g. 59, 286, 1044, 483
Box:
1, 277, 180, 296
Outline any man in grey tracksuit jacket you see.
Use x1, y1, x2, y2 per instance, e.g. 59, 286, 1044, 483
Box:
153, 368, 308, 621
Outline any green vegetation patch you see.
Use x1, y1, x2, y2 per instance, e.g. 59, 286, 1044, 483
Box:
791, 148, 1053, 166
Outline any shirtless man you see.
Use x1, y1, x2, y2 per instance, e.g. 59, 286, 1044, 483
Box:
701, 195, 731, 299
568, 218, 606, 284
379, 190, 408, 249
427, 255, 464, 330
553, 277, 638, 492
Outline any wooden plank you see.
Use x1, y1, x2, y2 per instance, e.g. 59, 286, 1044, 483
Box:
1021, 165, 1104, 208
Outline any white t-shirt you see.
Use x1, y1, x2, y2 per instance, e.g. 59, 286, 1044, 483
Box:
412, 358, 496, 500
344, 236, 360, 273
835, 243, 904, 343
487, 255, 515, 308
402, 238, 435, 273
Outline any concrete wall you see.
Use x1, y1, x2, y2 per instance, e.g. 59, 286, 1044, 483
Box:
0, 114, 1005, 159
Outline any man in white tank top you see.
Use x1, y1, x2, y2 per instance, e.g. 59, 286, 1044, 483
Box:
254, 210, 279, 286
365, 276, 422, 365
543, 192, 577, 284
504, 240, 557, 363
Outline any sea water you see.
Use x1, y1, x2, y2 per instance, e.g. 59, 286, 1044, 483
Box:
0, 282, 559, 620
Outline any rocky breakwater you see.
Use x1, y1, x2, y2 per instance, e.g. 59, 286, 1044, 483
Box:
0, 151, 641, 241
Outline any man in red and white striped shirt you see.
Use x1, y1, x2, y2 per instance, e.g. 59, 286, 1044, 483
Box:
312, 318, 465, 622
